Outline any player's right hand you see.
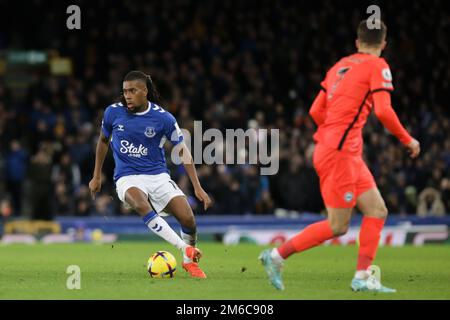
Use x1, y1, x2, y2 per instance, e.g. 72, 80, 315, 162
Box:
89, 176, 102, 200
194, 187, 213, 211
406, 138, 420, 158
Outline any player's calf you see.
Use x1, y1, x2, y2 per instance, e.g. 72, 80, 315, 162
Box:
178, 214, 196, 231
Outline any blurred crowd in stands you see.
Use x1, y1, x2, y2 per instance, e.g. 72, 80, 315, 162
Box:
0, 0, 448, 219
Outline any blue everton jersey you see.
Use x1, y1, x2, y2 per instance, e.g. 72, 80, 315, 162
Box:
101, 101, 184, 181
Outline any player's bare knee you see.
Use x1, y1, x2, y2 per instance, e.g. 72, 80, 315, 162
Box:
375, 204, 388, 219
331, 223, 349, 237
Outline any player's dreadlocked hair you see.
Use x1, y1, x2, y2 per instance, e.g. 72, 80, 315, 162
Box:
357, 19, 387, 47
120, 70, 161, 105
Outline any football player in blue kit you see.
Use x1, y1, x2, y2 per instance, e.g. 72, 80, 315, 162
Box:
89, 71, 212, 278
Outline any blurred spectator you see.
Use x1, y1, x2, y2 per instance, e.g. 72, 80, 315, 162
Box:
75, 185, 93, 216
5, 140, 28, 215
176, 175, 200, 213
220, 178, 246, 214
417, 188, 446, 217
254, 175, 275, 214
404, 186, 418, 214
93, 194, 115, 217
28, 146, 53, 220
0, 198, 13, 218
440, 178, 450, 215
275, 154, 322, 212
51, 152, 81, 193
52, 181, 75, 216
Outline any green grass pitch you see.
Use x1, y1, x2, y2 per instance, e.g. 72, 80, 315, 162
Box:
1, 242, 449, 300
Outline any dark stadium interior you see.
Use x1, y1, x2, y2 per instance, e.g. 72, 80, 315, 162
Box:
0, 0, 449, 219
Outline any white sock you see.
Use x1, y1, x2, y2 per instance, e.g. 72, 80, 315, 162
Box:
146, 216, 187, 251
181, 229, 197, 263
270, 248, 284, 265
354, 270, 370, 280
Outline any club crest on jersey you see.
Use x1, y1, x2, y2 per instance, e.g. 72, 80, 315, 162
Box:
344, 192, 354, 203
145, 127, 156, 138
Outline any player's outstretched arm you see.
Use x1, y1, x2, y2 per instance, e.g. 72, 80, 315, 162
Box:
88, 131, 111, 199
373, 90, 420, 158
309, 90, 327, 126
178, 142, 212, 210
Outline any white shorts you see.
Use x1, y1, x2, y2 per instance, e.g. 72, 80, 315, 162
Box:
115, 173, 185, 214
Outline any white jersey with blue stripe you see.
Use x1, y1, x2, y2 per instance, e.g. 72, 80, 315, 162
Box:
101, 101, 183, 181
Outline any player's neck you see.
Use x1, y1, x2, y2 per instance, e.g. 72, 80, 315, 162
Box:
357, 47, 381, 57
134, 102, 149, 113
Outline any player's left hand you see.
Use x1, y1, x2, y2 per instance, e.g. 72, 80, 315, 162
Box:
195, 187, 212, 210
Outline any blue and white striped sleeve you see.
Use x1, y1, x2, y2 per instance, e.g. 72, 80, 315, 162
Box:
101, 106, 113, 139
163, 112, 184, 146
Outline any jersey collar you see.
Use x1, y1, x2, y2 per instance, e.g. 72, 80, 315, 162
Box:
134, 101, 152, 116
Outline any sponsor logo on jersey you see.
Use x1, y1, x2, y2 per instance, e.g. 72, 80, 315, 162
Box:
118, 124, 125, 131
120, 140, 148, 157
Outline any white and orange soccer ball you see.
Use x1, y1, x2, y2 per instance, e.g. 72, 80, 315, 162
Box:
147, 251, 177, 278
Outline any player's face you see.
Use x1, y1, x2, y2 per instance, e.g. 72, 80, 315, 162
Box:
123, 80, 148, 113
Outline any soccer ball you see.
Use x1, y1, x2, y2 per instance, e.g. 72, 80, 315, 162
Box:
147, 251, 177, 278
